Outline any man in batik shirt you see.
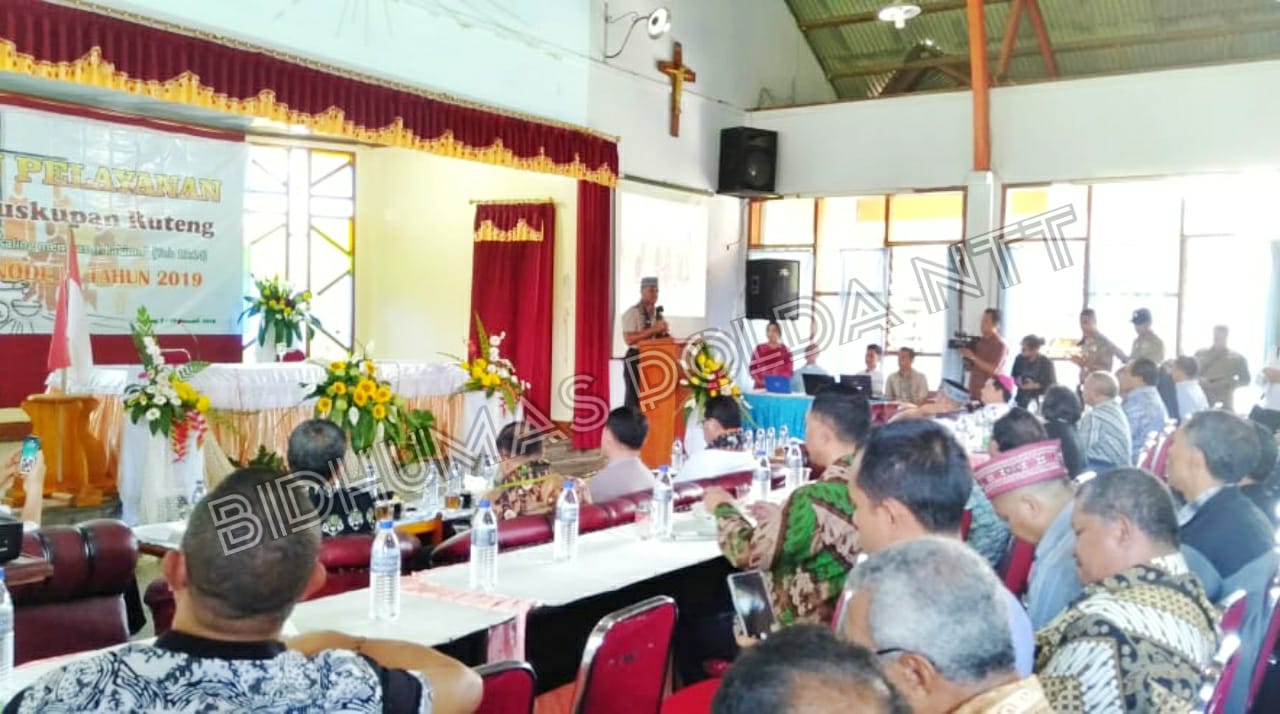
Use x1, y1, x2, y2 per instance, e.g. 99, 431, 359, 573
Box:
486, 421, 590, 520
704, 385, 870, 625
1036, 468, 1218, 712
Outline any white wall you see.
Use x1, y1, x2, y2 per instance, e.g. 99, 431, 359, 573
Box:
588, 0, 835, 190
751, 60, 1280, 196
354, 148, 579, 421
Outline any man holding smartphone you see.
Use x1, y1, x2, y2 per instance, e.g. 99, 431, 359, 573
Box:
0, 437, 46, 530
703, 384, 870, 627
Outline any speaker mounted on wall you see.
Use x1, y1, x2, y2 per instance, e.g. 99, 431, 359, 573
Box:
718, 127, 778, 197
745, 259, 800, 320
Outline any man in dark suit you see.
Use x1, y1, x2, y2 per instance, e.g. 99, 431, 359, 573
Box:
1167, 410, 1273, 580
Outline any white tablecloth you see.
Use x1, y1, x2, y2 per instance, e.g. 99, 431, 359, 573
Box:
283, 588, 512, 646
51, 361, 467, 411
119, 423, 204, 526
419, 513, 724, 607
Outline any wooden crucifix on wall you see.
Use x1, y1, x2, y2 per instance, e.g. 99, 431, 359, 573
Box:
657, 42, 696, 138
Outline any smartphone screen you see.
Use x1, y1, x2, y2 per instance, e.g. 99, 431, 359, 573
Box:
18, 436, 40, 474
727, 571, 777, 640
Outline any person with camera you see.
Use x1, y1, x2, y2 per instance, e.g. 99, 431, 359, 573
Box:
960, 308, 1008, 401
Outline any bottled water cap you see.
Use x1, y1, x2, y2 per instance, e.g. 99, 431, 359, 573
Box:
378, 519, 393, 529
755, 449, 766, 457
478, 499, 492, 509
658, 465, 670, 474
0, 567, 6, 581
562, 479, 575, 489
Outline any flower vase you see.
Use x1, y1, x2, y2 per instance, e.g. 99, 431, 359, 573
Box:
683, 403, 708, 456
124, 422, 205, 526
254, 324, 281, 364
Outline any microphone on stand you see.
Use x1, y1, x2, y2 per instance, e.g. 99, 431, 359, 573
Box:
655, 305, 668, 338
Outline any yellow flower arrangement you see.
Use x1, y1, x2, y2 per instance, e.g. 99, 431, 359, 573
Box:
305, 356, 423, 454
680, 339, 751, 425
240, 275, 320, 348
448, 314, 527, 412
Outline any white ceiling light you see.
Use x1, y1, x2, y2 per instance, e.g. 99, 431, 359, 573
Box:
604, 5, 672, 59
878, 0, 922, 30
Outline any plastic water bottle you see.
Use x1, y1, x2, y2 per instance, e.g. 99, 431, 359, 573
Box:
755, 429, 767, 454
670, 439, 684, 476
778, 425, 789, 449
652, 466, 674, 539
553, 480, 580, 562
190, 480, 207, 508
469, 500, 499, 591
420, 460, 443, 515
0, 568, 11, 692
766, 427, 777, 455
753, 450, 772, 503
743, 429, 755, 452
785, 440, 804, 489
480, 454, 498, 488
369, 520, 401, 620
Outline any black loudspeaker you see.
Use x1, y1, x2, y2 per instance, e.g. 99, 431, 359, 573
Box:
718, 127, 777, 196
746, 259, 800, 320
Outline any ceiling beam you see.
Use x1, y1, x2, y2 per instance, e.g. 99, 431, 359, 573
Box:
967, 0, 991, 171
1023, 0, 1059, 78
995, 0, 1026, 83
827, 17, 1280, 80
797, 0, 1006, 32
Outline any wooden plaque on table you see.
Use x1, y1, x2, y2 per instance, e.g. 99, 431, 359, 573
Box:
636, 338, 691, 469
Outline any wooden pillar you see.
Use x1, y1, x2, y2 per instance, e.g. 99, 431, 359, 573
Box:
967, 0, 991, 171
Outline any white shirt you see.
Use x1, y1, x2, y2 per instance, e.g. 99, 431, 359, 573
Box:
861, 368, 885, 397
675, 448, 757, 483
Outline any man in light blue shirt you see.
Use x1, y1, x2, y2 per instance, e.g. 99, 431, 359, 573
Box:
1171, 355, 1210, 420
1119, 359, 1168, 462
790, 343, 830, 394
975, 439, 1082, 629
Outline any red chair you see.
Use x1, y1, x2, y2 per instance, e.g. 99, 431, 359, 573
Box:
571, 595, 678, 714
1247, 571, 1280, 711
1195, 634, 1242, 714
475, 660, 536, 714
959, 509, 973, 541
1218, 590, 1247, 634
1000, 539, 1036, 598
660, 679, 720, 714
1148, 424, 1178, 480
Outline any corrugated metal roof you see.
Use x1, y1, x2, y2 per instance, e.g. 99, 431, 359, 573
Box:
785, 0, 1280, 102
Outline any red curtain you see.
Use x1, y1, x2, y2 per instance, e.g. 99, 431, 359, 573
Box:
0, 0, 617, 186
573, 182, 613, 449
470, 203, 555, 418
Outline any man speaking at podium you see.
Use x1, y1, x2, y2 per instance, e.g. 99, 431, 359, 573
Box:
622, 276, 669, 409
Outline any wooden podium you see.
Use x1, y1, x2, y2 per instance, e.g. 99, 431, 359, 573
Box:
637, 338, 691, 469
9, 394, 107, 507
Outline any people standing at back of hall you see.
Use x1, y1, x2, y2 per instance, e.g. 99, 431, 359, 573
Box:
1196, 325, 1251, 411
1071, 308, 1126, 382
1129, 308, 1165, 364
960, 308, 1007, 401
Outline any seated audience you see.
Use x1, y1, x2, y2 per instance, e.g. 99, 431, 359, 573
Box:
975, 439, 1081, 629
988, 406, 1046, 455
712, 625, 908, 714
1077, 371, 1132, 472
5, 468, 482, 713
677, 396, 757, 482
0, 448, 45, 529
703, 385, 869, 626
586, 406, 654, 502
1166, 410, 1272, 580
1036, 468, 1217, 712
884, 347, 929, 405
749, 320, 794, 389
1040, 386, 1087, 478
1011, 334, 1055, 409
1242, 419, 1280, 524
901, 374, 1013, 422
1171, 355, 1210, 420
488, 421, 589, 520
790, 343, 829, 393
1118, 358, 1168, 463
843, 537, 1052, 714
846, 419, 1035, 676
861, 344, 885, 398
288, 419, 375, 536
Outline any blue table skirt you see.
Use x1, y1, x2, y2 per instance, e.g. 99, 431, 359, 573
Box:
743, 392, 813, 439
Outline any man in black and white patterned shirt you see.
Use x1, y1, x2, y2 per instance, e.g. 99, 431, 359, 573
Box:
5, 468, 482, 714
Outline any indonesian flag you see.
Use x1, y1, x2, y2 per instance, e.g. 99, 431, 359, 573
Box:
47, 234, 94, 386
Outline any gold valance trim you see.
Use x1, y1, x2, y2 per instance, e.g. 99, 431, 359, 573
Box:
475, 219, 545, 243
0, 41, 618, 187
